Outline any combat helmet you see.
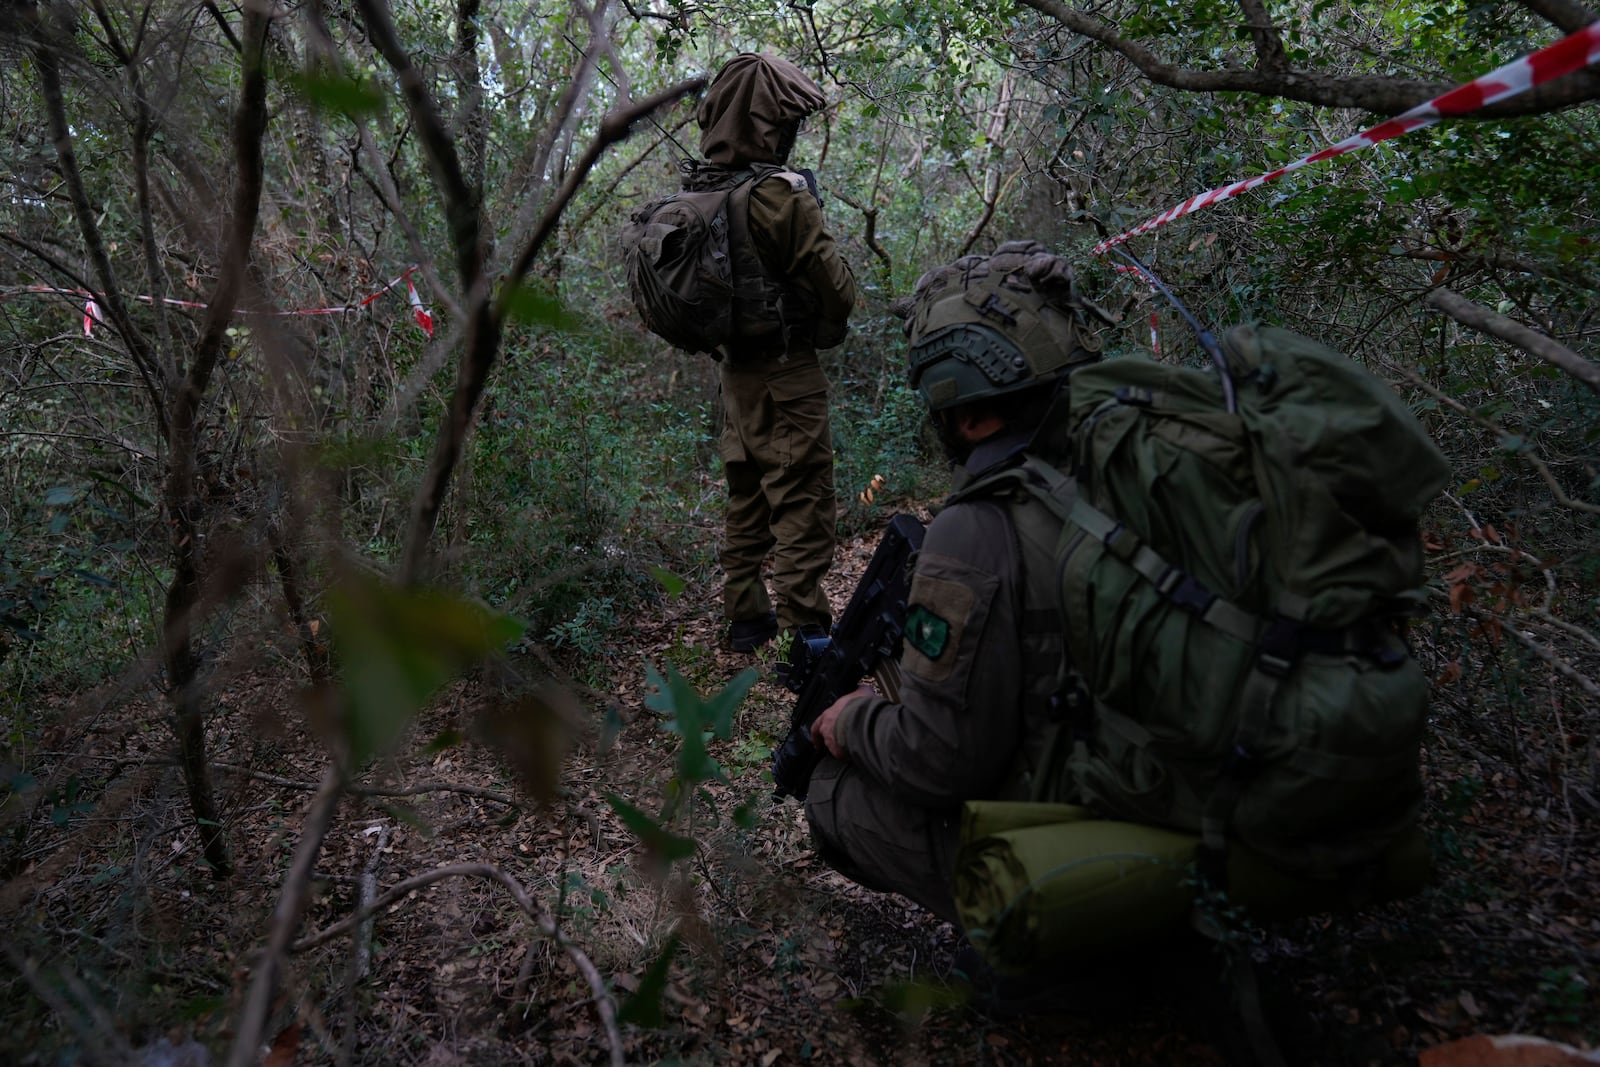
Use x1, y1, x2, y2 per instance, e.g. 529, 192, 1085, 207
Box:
898, 240, 1113, 411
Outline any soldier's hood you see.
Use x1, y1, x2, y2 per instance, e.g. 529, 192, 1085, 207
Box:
697, 53, 825, 166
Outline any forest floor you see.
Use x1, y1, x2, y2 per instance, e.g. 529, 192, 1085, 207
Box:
3, 524, 1599, 1067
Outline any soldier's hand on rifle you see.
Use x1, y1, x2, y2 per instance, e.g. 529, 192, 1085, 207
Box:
813, 684, 875, 760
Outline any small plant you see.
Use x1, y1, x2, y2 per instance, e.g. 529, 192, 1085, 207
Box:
545, 595, 618, 658
1536, 965, 1591, 1027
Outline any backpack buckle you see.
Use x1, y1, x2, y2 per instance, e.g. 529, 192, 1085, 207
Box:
1167, 573, 1217, 616
1256, 617, 1303, 678
1219, 743, 1261, 781
1101, 522, 1139, 561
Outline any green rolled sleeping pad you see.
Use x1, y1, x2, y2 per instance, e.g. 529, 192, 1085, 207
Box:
955, 801, 1434, 974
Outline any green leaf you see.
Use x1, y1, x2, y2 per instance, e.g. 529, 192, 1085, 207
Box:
43, 486, 85, 507
422, 729, 466, 754
617, 934, 680, 1027
328, 576, 525, 765
72, 568, 117, 590
648, 565, 687, 599
289, 71, 386, 116
503, 284, 578, 330
703, 668, 757, 742
644, 663, 720, 783
475, 688, 575, 802
604, 793, 696, 863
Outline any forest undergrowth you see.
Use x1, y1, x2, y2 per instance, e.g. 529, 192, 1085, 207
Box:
2, 489, 1597, 1066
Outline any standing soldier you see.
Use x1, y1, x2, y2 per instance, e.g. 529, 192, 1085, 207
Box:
685, 53, 857, 654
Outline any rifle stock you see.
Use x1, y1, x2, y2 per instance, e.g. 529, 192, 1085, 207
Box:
770, 513, 926, 800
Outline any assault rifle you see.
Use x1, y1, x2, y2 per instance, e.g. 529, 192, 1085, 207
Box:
770, 513, 926, 800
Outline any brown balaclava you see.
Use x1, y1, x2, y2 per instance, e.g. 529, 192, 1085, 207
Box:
697, 53, 826, 167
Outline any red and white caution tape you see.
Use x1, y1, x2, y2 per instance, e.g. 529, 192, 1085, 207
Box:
5, 266, 431, 339
1093, 20, 1600, 255
406, 276, 434, 337
1111, 262, 1162, 352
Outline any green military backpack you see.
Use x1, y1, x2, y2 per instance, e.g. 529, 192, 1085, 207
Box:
621, 166, 817, 357
958, 323, 1450, 885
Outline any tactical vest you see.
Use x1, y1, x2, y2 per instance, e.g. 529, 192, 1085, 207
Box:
697, 165, 823, 357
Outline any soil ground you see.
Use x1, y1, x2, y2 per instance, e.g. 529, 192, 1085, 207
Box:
2, 524, 1597, 1066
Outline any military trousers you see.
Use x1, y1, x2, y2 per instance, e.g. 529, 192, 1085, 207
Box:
717, 350, 837, 630
805, 756, 962, 924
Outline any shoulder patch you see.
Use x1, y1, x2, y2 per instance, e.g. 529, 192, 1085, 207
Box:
772, 170, 810, 193
905, 605, 949, 659
899, 571, 976, 682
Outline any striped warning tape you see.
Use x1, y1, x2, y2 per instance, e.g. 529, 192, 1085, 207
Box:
1111, 262, 1162, 353
1092, 20, 1600, 256
2, 266, 433, 339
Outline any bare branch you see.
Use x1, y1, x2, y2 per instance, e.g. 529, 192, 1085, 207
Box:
831, 188, 893, 274
355, 0, 486, 293
207, 762, 519, 808
1234, 0, 1288, 74
557, 117, 696, 248
1391, 364, 1600, 516
298, 4, 461, 319
30, 25, 169, 438
226, 767, 346, 1067
498, 77, 709, 295
1015, 0, 1600, 116
1519, 0, 1600, 34
291, 862, 625, 1067
1499, 613, 1600, 701
1425, 286, 1600, 394
161, 0, 276, 882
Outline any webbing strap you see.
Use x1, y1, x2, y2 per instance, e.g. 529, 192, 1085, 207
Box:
1201, 664, 1278, 855
1189, 908, 1288, 1067
1067, 498, 1260, 644
1094, 703, 1153, 748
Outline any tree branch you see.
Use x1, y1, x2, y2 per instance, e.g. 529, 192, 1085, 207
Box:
299, 4, 461, 319
1015, 0, 1600, 116
1391, 363, 1600, 516
498, 77, 709, 295
30, 20, 169, 439
1425, 286, 1600, 394
291, 862, 624, 1067
160, 0, 274, 883
831, 188, 893, 275
226, 767, 345, 1067
207, 762, 519, 808
1518, 0, 1600, 35
1234, 0, 1288, 74
355, 0, 498, 583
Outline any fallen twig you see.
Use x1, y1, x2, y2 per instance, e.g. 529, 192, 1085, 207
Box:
207, 761, 519, 808
226, 765, 345, 1067
292, 862, 625, 1067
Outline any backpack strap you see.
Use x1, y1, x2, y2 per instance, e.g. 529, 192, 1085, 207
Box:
723, 167, 814, 357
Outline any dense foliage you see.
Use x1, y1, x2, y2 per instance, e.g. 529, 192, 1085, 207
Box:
0, 0, 1595, 1063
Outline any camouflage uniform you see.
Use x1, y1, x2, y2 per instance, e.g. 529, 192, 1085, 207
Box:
691, 54, 856, 635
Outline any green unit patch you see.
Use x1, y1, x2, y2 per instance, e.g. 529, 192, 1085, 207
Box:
905, 605, 950, 660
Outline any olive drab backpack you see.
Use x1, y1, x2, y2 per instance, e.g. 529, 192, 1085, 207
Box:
620, 165, 816, 357
954, 323, 1450, 886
